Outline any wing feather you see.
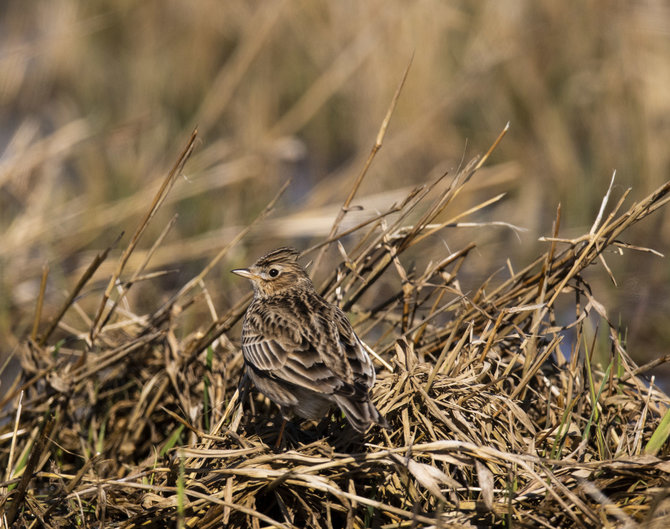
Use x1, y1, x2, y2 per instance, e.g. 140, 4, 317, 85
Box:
241, 292, 379, 417
241, 299, 348, 397
333, 308, 375, 386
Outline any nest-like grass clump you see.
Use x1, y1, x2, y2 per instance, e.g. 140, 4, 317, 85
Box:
1, 128, 670, 528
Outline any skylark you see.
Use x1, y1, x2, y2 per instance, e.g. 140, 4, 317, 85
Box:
232, 247, 388, 441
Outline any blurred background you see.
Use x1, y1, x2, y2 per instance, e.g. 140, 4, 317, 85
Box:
1, 1, 669, 384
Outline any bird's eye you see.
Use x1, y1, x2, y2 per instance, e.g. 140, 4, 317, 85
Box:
268, 268, 279, 278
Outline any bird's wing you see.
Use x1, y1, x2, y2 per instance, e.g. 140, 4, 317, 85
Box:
241, 303, 348, 396
332, 307, 375, 388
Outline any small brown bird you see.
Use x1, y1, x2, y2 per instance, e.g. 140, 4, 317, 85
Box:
232, 247, 387, 441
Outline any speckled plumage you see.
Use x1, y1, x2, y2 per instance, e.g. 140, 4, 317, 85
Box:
232, 247, 387, 433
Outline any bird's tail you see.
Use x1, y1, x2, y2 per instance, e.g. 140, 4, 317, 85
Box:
334, 395, 389, 433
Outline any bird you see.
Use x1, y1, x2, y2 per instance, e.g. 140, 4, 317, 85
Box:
231, 247, 388, 444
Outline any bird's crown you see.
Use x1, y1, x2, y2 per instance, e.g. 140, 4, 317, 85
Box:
254, 247, 300, 268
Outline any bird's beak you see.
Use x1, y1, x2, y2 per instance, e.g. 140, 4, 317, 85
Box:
231, 268, 255, 279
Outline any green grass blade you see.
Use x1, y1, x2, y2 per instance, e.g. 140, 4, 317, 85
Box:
644, 408, 670, 456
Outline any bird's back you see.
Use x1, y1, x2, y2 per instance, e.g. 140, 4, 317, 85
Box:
241, 287, 386, 431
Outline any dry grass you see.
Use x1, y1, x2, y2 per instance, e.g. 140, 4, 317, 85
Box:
1, 124, 669, 528
2, 1, 670, 362
2, 3, 670, 527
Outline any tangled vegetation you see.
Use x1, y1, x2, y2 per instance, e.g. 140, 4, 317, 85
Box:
1, 116, 669, 527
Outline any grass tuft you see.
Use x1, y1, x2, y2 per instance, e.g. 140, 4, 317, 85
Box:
0, 125, 669, 527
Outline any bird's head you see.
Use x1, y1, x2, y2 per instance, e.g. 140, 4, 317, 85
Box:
231, 247, 313, 297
